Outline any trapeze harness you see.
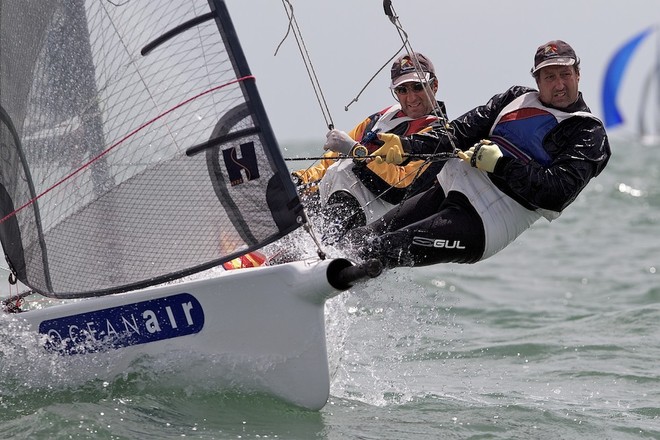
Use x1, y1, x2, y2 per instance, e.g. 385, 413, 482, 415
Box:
431, 91, 600, 261
319, 104, 437, 224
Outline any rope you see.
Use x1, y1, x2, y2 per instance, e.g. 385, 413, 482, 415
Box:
284, 152, 456, 161
276, 0, 334, 130
280, 1, 461, 251
273, 1, 336, 259
383, 2, 447, 124
343, 42, 407, 112
372, 1, 461, 230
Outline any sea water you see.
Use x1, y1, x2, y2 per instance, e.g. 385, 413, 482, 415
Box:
0, 134, 658, 439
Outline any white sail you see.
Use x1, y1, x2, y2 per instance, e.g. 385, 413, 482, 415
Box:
0, 0, 304, 298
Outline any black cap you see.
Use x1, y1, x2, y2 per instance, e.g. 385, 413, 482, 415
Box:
531, 40, 579, 74
390, 52, 435, 88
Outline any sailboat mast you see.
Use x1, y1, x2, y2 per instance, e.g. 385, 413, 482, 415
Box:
206, 0, 300, 203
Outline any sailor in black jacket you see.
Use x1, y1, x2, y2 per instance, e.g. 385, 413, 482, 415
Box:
350, 40, 611, 268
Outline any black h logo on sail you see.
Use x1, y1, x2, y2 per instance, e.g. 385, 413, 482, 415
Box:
223, 141, 260, 186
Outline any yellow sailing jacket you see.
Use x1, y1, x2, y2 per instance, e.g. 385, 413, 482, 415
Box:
294, 102, 448, 204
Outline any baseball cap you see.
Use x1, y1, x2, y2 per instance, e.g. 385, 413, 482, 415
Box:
531, 40, 579, 74
390, 52, 435, 88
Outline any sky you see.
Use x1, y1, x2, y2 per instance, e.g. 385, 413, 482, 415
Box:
225, 0, 658, 148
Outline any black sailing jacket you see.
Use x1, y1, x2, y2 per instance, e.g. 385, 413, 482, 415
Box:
402, 85, 611, 213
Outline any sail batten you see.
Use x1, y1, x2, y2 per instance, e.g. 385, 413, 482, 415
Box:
0, 1, 303, 298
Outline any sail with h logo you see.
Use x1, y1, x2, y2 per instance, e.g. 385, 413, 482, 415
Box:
0, 1, 305, 298
0, 0, 381, 410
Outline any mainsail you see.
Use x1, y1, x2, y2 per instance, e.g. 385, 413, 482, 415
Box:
0, 0, 305, 298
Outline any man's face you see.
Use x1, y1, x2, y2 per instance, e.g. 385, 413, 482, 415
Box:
535, 65, 580, 108
393, 79, 438, 118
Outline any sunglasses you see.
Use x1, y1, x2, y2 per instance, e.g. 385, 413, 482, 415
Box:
394, 82, 426, 95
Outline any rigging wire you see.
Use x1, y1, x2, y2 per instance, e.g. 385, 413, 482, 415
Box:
360, 0, 461, 232
382, 0, 459, 154
274, 0, 332, 260
382, 1, 449, 126
278, 1, 461, 255
284, 152, 455, 161
343, 43, 406, 112
276, 0, 334, 130
342, 0, 412, 112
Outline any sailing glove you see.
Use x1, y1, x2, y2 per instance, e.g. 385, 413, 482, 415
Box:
323, 129, 358, 155
372, 133, 404, 164
459, 139, 502, 173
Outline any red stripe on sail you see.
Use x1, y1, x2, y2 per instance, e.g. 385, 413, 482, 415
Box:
0, 76, 256, 225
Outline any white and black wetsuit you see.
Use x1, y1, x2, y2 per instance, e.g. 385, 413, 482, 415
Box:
357, 86, 611, 267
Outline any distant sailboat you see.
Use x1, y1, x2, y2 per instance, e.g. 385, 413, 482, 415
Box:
602, 26, 660, 144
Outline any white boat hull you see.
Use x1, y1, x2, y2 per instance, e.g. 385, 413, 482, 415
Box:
10, 258, 352, 410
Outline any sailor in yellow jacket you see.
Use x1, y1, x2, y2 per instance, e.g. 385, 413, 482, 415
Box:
292, 52, 449, 229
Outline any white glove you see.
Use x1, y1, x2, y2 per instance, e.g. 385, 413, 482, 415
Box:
458, 139, 503, 173
323, 129, 358, 155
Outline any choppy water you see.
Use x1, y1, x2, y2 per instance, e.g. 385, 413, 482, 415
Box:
1, 134, 659, 439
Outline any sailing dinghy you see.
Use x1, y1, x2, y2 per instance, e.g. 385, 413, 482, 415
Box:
0, 0, 380, 410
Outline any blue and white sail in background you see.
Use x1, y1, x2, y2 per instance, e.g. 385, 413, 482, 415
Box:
602, 26, 660, 142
